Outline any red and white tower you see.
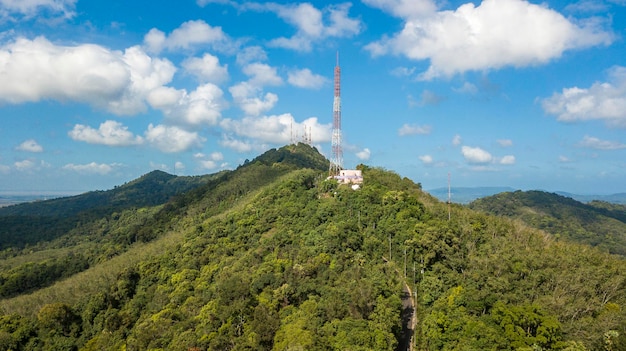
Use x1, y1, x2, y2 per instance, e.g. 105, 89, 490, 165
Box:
329, 52, 343, 176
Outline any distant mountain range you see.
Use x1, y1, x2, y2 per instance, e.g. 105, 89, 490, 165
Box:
428, 186, 626, 204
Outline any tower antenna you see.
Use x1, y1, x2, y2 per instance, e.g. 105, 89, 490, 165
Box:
448, 172, 451, 221
329, 51, 343, 176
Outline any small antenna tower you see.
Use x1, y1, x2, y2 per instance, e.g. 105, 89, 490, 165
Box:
447, 172, 451, 221
329, 51, 343, 176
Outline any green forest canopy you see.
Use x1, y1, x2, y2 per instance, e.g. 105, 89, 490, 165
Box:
0, 143, 624, 350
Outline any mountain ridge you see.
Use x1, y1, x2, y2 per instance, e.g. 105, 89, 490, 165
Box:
0, 144, 624, 350
429, 186, 626, 204
469, 189, 626, 255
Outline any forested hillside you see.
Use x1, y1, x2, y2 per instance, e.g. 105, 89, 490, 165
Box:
0, 170, 220, 250
0, 144, 625, 350
469, 190, 626, 256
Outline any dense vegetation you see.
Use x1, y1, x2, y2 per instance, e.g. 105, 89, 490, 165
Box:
470, 190, 626, 255
0, 144, 625, 350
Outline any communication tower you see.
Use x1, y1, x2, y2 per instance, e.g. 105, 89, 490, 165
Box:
329, 52, 343, 176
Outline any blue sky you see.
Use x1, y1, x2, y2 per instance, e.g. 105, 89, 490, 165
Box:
0, 0, 625, 195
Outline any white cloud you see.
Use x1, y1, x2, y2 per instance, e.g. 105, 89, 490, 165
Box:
452, 134, 462, 146
288, 68, 327, 89
221, 114, 331, 144
182, 53, 229, 83
242, 63, 283, 87
419, 154, 433, 164
236, 46, 267, 65
229, 82, 278, 116
13, 159, 50, 172
149, 161, 170, 171
148, 83, 226, 126
220, 135, 253, 152
209, 152, 224, 161
462, 146, 493, 164
419, 90, 444, 105
69, 120, 144, 146
144, 124, 204, 153
247, 2, 361, 52
0, 0, 76, 19
390, 66, 416, 77
497, 139, 513, 147
363, 0, 437, 19
175, 161, 185, 172
541, 66, 626, 128
14, 159, 35, 171
454, 82, 478, 95
499, 155, 516, 165
199, 160, 218, 169
62, 162, 116, 175
144, 20, 227, 53
228, 63, 283, 116
16, 139, 43, 152
356, 148, 371, 160
398, 123, 432, 136
578, 135, 626, 150
198, 152, 225, 170
365, 0, 613, 80
0, 37, 177, 115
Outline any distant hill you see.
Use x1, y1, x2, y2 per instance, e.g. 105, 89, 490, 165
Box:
428, 186, 516, 204
0, 170, 220, 250
555, 191, 626, 204
429, 187, 626, 204
469, 190, 626, 255
0, 170, 217, 218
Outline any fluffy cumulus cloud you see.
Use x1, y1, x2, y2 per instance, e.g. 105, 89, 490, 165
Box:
221, 114, 331, 146
398, 123, 432, 136
365, 0, 613, 79
0, 0, 77, 19
182, 53, 229, 83
362, 0, 437, 19
13, 159, 50, 172
419, 154, 433, 164
144, 20, 227, 54
241, 2, 361, 52
541, 66, 626, 128
578, 135, 626, 150
148, 83, 226, 126
229, 82, 278, 116
0, 37, 177, 115
356, 148, 371, 160
197, 151, 225, 170
144, 124, 204, 153
16, 139, 43, 152
288, 68, 327, 89
62, 162, 116, 175
220, 135, 253, 153
229, 63, 283, 116
242, 63, 283, 87
69, 120, 144, 146
462, 146, 493, 164
499, 155, 516, 165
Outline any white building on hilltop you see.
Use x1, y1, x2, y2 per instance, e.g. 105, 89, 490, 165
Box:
333, 169, 363, 185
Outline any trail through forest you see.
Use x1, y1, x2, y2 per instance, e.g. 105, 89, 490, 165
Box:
397, 281, 416, 351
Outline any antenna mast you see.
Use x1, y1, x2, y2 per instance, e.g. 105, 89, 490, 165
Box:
329, 51, 343, 176
448, 172, 451, 221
